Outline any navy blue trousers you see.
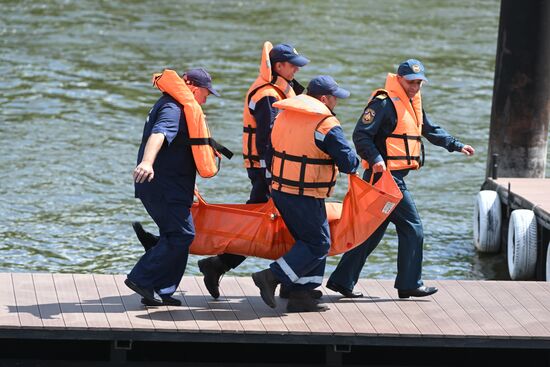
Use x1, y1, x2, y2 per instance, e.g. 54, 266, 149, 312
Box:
128, 190, 194, 296
328, 179, 424, 291
246, 167, 270, 204
269, 190, 331, 291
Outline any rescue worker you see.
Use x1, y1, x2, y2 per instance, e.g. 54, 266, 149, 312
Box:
252, 75, 360, 313
125, 68, 221, 306
196, 42, 310, 299
326, 59, 475, 299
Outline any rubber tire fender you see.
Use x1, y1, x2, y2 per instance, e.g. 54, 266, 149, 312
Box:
507, 209, 537, 280
473, 190, 501, 253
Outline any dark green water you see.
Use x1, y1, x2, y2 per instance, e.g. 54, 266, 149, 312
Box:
1, 0, 546, 280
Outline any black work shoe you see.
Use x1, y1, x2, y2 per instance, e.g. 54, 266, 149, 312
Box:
198, 256, 229, 299
124, 278, 163, 306
326, 280, 363, 298
279, 285, 322, 299
252, 269, 279, 308
286, 290, 329, 313
398, 286, 438, 299
132, 222, 159, 252
141, 295, 182, 307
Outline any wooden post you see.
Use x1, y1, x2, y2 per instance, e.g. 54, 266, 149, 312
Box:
487, 0, 550, 178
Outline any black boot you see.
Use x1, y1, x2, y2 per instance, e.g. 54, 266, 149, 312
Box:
279, 285, 322, 299
286, 290, 329, 313
252, 269, 279, 308
132, 222, 159, 252
197, 256, 230, 299
141, 295, 182, 307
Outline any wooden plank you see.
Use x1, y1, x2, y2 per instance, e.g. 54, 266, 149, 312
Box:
296, 302, 332, 335
52, 273, 87, 328
443, 280, 508, 337
354, 279, 419, 336
181, 275, 222, 332
377, 280, 443, 337
292, 287, 332, 335
0, 273, 21, 328
235, 277, 288, 334
277, 294, 311, 335
12, 272, 43, 328
145, 304, 178, 332
409, 281, 464, 337
489, 281, 550, 337
218, 276, 266, 334
352, 279, 400, 336
431, 280, 485, 337
193, 276, 243, 333
73, 274, 110, 330
166, 283, 200, 332
113, 274, 155, 331
524, 282, 550, 315
321, 284, 374, 336
491, 178, 550, 216
456, 281, 530, 337
93, 274, 132, 330
32, 273, 65, 329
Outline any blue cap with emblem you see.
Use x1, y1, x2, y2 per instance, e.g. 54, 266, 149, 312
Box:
269, 43, 310, 67
307, 75, 350, 99
397, 59, 428, 82
183, 67, 221, 97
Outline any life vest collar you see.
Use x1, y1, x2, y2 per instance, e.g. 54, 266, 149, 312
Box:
384, 73, 422, 125
272, 94, 333, 117
259, 41, 273, 83
152, 69, 232, 178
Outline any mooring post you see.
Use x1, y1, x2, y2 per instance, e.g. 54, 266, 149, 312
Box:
487, 0, 550, 178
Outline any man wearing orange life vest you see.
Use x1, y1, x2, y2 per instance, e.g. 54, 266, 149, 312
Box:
197, 43, 309, 299
326, 59, 475, 299
252, 76, 360, 313
125, 68, 221, 306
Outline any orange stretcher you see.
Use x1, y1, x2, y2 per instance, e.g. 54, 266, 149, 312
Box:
189, 170, 402, 259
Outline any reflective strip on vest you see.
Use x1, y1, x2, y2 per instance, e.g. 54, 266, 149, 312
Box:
314, 130, 326, 142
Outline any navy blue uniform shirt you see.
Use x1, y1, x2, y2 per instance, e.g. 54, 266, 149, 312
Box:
253, 95, 278, 164
315, 122, 360, 175
256, 78, 305, 171
353, 95, 464, 185
135, 94, 196, 206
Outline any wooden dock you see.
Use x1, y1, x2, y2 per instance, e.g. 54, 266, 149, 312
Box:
481, 177, 550, 280
2, 273, 550, 366
483, 177, 550, 229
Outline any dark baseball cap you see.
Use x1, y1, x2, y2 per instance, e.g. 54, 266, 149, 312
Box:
397, 59, 428, 82
183, 67, 221, 97
269, 43, 310, 67
307, 75, 350, 99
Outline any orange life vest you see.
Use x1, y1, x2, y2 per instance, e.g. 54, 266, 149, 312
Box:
362, 73, 424, 171
270, 94, 340, 198
242, 41, 296, 168
152, 69, 232, 178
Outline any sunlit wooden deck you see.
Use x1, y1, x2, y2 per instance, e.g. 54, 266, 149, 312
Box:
2, 273, 550, 365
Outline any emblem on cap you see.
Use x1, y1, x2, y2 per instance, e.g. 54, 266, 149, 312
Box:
362, 108, 375, 124
293, 48, 298, 54
412, 64, 421, 73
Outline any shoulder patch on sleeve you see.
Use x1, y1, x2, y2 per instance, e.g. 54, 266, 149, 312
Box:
362, 108, 376, 124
